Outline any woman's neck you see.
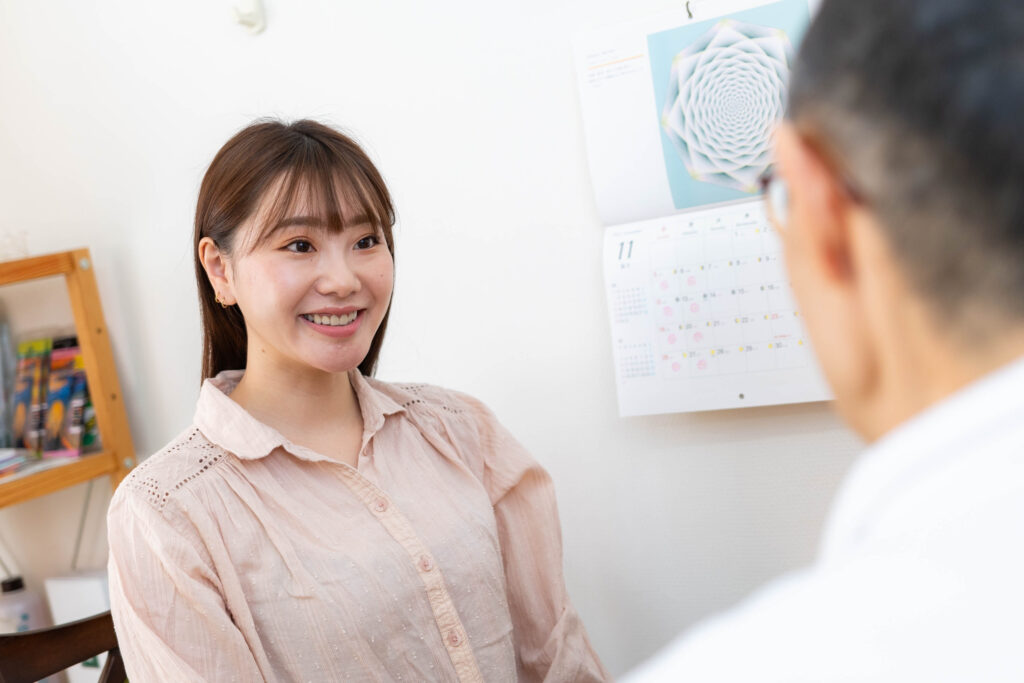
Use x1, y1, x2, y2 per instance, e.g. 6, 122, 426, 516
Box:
227, 353, 364, 464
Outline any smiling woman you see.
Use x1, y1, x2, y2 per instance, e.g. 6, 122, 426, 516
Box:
105, 119, 610, 682
192, 119, 396, 380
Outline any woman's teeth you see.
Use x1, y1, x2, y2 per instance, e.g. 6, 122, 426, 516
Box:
303, 312, 358, 326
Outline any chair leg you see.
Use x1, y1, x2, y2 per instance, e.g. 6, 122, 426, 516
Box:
98, 647, 127, 683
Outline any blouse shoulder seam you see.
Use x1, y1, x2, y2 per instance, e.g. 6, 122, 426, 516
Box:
371, 378, 478, 421
118, 425, 230, 515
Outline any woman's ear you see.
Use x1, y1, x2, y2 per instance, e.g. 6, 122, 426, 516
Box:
197, 237, 236, 305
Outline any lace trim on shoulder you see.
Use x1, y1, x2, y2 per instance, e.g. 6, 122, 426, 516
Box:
393, 383, 466, 415
123, 427, 227, 512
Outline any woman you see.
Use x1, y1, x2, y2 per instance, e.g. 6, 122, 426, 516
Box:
107, 119, 608, 682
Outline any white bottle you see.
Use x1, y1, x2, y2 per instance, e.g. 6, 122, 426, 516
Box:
0, 575, 50, 633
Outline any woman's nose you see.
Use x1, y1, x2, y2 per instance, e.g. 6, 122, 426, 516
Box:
314, 251, 361, 297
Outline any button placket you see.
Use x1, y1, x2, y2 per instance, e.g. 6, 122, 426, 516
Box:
446, 629, 463, 647
336, 466, 483, 681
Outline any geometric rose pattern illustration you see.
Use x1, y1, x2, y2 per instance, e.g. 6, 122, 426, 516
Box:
660, 20, 795, 193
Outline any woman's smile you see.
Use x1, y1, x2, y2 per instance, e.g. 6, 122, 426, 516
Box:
300, 308, 364, 337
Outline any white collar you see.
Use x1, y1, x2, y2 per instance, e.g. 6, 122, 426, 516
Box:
821, 354, 1024, 559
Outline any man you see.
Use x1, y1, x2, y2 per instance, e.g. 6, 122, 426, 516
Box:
626, 0, 1024, 680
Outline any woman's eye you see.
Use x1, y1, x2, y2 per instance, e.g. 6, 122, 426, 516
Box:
355, 235, 380, 250
286, 240, 314, 253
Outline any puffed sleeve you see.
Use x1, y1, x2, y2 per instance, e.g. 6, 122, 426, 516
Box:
107, 483, 266, 682
450, 393, 611, 683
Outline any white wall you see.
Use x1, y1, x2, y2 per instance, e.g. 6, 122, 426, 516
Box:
0, 0, 862, 675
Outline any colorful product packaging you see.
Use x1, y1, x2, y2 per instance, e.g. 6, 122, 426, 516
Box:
13, 339, 51, 457
43, 337, 85, 458
0, 317, 16, 449
79, 382, 100, 452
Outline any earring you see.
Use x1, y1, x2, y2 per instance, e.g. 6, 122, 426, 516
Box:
215, 293, 229, 308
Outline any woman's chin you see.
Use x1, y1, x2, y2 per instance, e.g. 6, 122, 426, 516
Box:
303, 353, 368, 376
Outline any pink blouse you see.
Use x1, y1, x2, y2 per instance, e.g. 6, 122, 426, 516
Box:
107, 370, 608, 682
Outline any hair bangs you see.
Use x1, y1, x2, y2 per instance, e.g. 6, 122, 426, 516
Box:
246, 136, 395, 251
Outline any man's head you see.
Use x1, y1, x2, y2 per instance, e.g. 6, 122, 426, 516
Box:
773, 0, 1024, 439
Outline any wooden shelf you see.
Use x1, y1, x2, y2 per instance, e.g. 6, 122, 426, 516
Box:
0, 252, 75, 287
0, 452, 119, 508
0, 248, 136, 509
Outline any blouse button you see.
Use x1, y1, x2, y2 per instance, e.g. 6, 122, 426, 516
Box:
418, 555, 434, 572
447, 629, 463, 647
373, 498, 389, 513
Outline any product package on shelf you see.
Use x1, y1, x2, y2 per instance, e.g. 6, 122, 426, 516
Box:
13, 338, 51, 457
80, 388, 101, 452
5, 334, 100, 470
0, 449, 27, 475
43, 336, 86, 458
0, 316, 16, 448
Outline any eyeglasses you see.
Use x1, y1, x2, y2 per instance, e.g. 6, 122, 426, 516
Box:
759, 168, 789, 231
758, 135, 867, 234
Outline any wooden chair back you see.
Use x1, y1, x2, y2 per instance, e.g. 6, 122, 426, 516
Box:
0, 610, 125, 683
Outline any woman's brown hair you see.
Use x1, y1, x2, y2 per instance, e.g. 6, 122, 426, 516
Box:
193, 119, 395, 382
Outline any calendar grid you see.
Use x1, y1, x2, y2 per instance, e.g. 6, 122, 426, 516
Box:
605, 201, 830, 414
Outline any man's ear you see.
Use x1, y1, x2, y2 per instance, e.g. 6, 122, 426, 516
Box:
197, 237, 236, 305
774, 122, 857, 285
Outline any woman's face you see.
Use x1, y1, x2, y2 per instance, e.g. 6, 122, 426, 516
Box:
222, 190, 394, 378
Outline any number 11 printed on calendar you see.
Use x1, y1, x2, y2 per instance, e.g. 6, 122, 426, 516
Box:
576, 0, 830, 414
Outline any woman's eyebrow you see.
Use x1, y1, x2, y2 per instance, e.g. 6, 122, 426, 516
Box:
272, 213, 372, 231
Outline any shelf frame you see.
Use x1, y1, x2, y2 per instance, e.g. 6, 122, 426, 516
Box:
0, 249, 136, 508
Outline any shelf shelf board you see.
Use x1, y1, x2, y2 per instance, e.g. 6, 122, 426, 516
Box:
0, 251, 75, 287
0, 452, 117, 508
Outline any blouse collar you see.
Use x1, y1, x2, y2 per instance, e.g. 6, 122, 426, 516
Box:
193, 368, 405, 462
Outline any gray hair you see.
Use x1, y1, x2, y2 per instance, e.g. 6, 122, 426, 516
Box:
788, 0, 1024, 337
